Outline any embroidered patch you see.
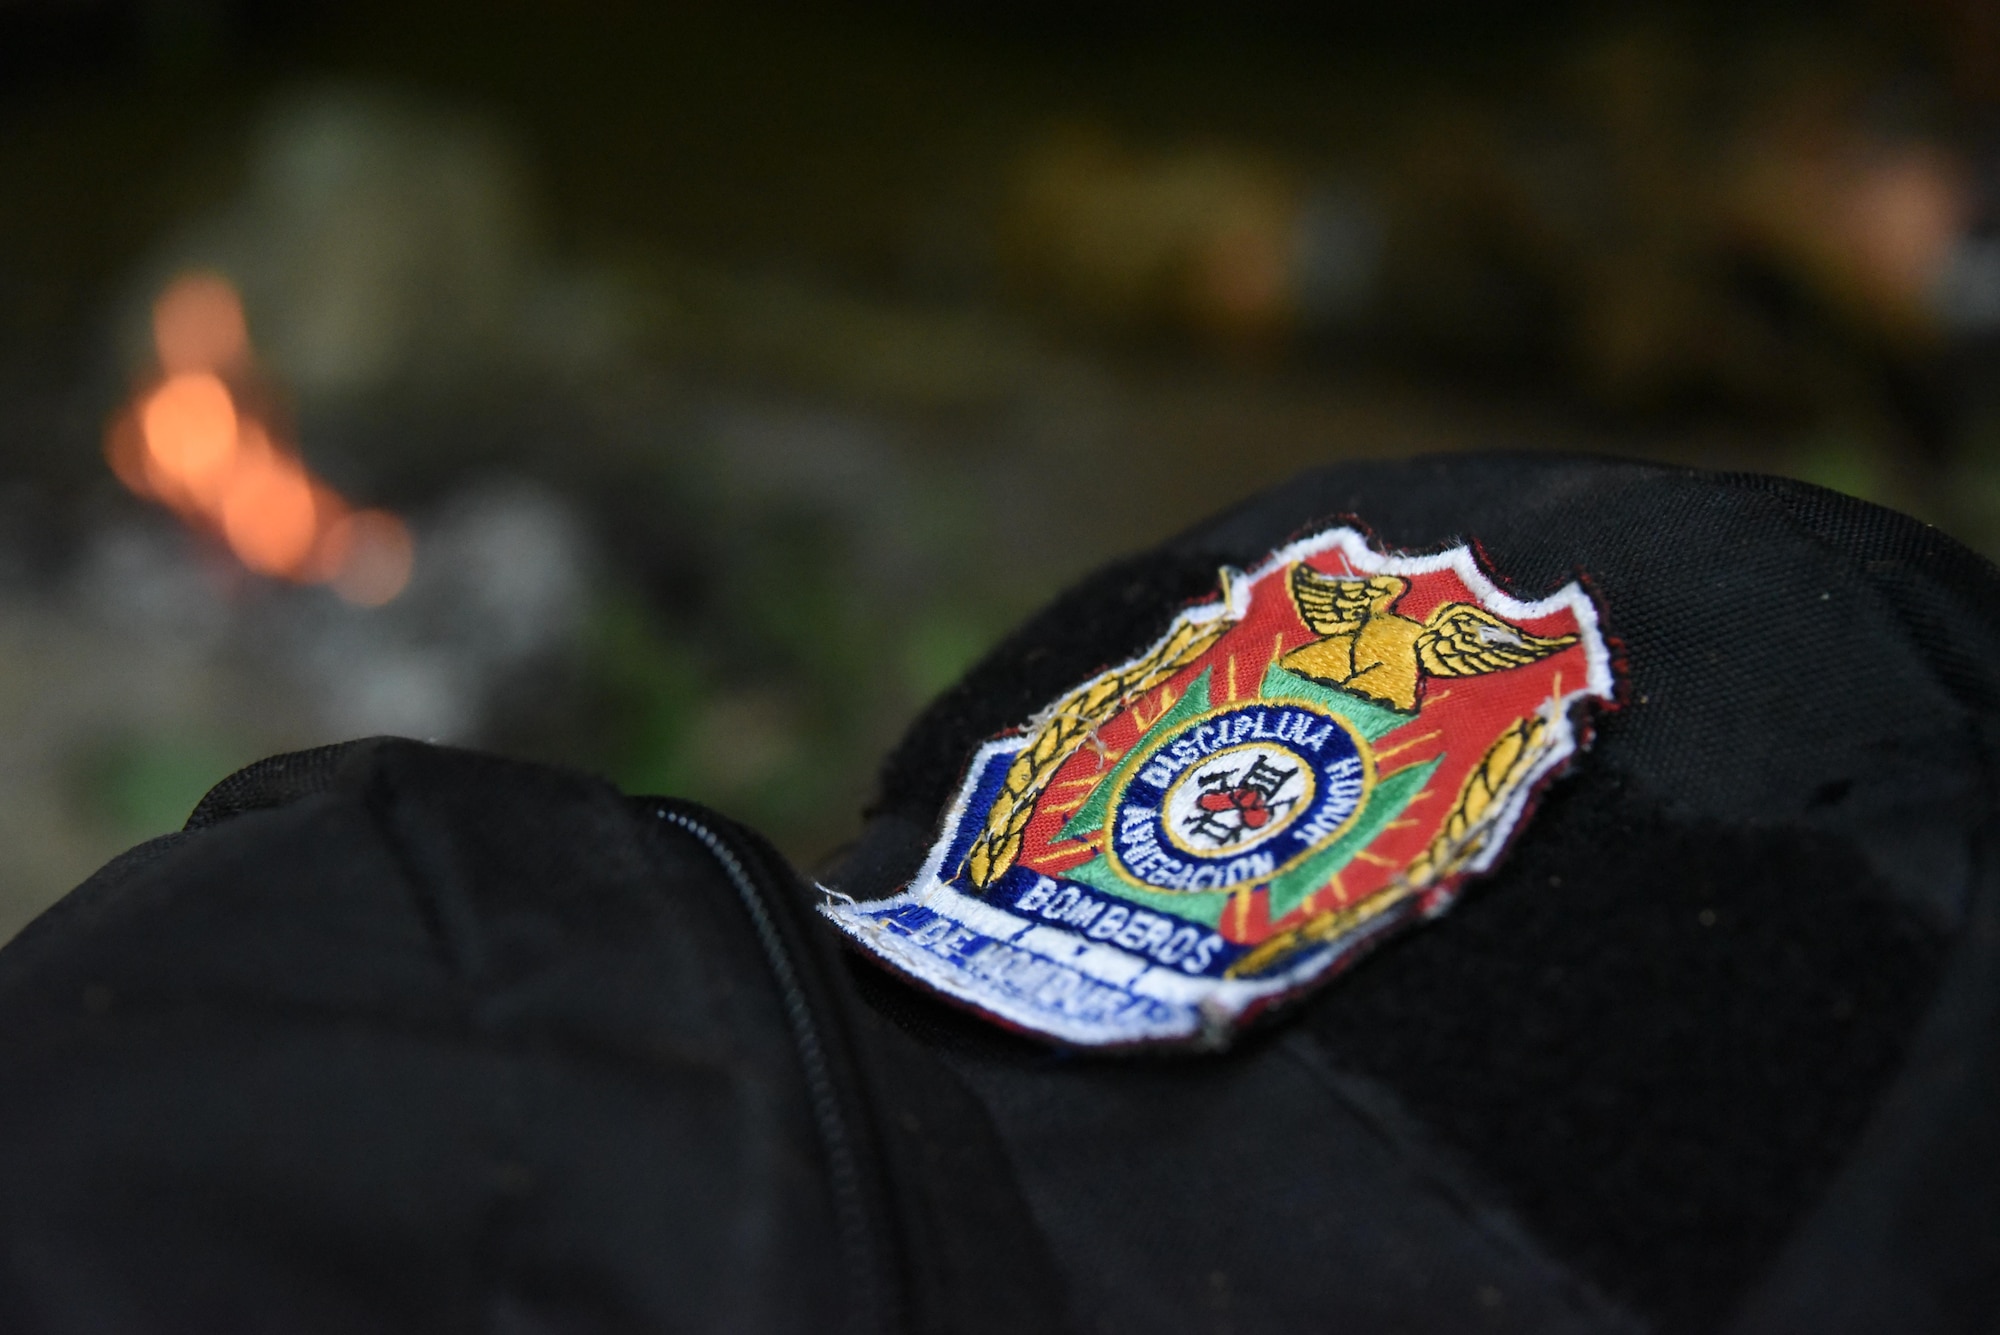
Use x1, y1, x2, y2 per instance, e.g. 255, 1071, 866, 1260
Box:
824, 527, 1616, 1048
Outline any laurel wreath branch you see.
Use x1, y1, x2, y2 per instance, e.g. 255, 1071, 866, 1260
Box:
1224, 708, 1557, 979
962, 615, 1228, 890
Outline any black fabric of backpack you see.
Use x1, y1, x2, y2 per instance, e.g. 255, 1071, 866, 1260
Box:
1, 454, 1995, 1333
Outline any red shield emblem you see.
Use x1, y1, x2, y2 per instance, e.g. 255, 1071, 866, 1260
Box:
826, 527, 1616, 1048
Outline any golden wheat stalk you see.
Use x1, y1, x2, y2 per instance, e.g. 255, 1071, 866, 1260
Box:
1398, 709, 1551, 889
963, 613, 1228, 888
1225, 710, 1555, 979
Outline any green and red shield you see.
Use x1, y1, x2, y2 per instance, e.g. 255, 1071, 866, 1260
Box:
826, 526, 1616, 1048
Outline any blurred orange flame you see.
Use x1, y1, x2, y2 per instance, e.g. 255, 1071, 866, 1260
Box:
153, 272, 249, 376
107, 272, 412, 605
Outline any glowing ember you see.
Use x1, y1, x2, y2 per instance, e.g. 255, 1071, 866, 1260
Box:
322, 509, 415, 608
218, 424, 318, 577
140, 372, 237, 505
107, 272, 413, 605
152, 272, 249, 376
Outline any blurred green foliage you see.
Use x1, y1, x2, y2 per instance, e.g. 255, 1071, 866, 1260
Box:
77, 730, 253, 841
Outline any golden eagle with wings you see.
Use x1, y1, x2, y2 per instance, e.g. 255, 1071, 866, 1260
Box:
1279, 565, 1578, 713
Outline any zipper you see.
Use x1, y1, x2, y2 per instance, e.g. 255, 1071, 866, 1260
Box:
654, 805, 890, 1335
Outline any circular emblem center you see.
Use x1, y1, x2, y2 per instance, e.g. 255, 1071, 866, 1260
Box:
1105, 700, 1374, 893
1162, 742, 1315, 855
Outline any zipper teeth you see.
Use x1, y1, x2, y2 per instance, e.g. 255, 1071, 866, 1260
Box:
657, 808, 884, 1335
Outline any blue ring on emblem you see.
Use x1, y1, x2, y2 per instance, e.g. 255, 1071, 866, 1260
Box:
1104, 699, 1374, 893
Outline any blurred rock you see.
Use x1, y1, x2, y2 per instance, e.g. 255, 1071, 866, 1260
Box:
1291, 184, 1386, 328
1935, 235, 2000, 330
0, 476, 598, 940
1000, 127, 1383, 343
278, 478, 594, 741
1730, 126, 1970, 343
137, 87, 567, 400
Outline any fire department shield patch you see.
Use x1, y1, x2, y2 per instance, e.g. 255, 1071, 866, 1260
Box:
823, 527, 1616, 1048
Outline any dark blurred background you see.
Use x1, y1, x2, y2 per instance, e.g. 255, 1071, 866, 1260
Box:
4, 0, 1998, 938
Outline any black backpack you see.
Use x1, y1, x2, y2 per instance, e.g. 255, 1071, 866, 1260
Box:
2, 455, 1994, 1333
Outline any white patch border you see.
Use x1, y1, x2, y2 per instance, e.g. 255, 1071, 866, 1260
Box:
822, 526, 1616, 1048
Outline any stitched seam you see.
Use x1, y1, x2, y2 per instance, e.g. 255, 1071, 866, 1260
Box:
366, 764, 522, 1334
656, 807, 887, 1335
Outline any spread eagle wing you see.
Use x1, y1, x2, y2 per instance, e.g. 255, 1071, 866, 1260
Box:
1415, 603, 1578, 677
1289, 566, 1406, 634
